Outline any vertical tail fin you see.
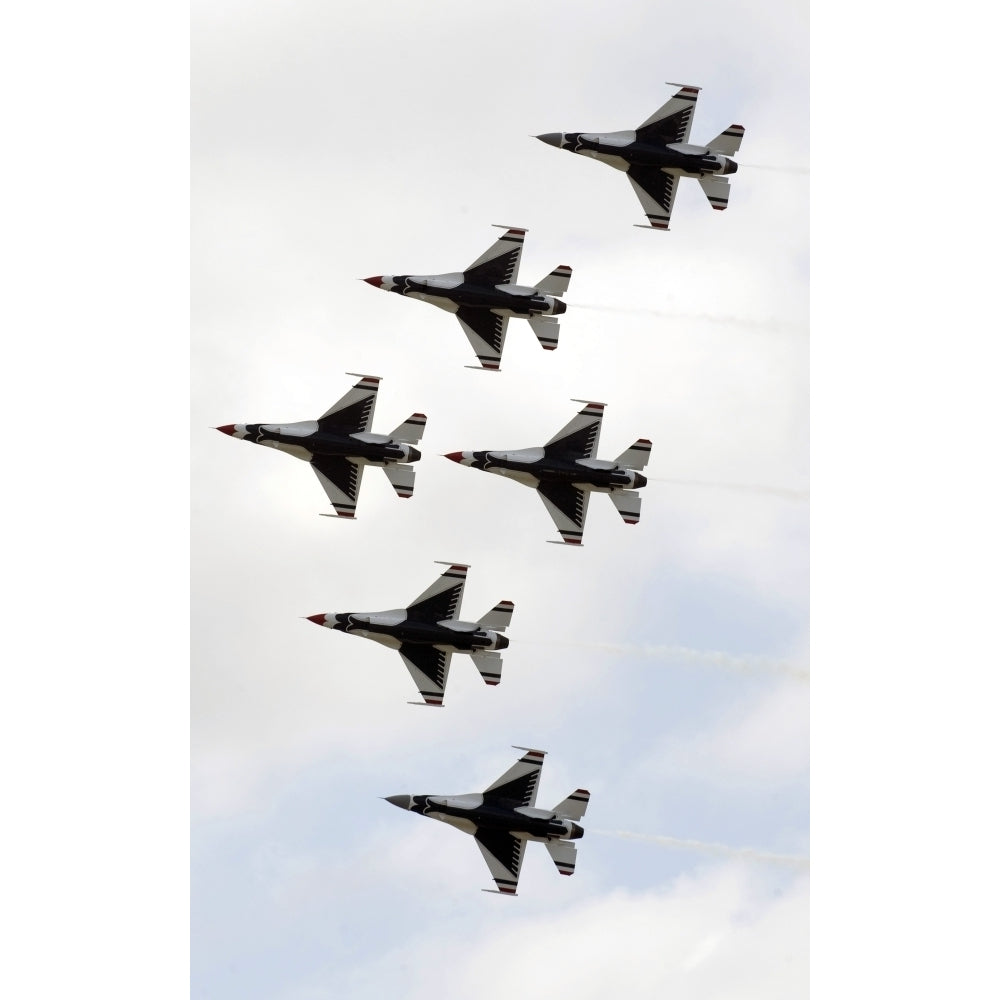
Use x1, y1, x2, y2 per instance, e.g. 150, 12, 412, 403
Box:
614, 438, 652, 470
382, 464, 416, 499
544, 839, 578, 876
478, 600, 514, 632
707, 124, 745, 156
527, 315, 560, 351
698, 175, 731, 211
389, 413, 426, 443
471, 650, 503, 686
535, 265, 572, 297
553, 788, 590, 820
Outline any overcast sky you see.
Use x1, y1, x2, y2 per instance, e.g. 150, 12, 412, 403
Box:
8, 2, 1000, 998
190, 1, 809, 997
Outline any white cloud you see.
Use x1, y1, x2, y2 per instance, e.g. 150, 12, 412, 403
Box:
644, 680, 810, 789
341, 864, 809, 1000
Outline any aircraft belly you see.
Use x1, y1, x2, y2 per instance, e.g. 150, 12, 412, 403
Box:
583, 150, 630, 171
263, 441, 314, 462
520, 831, 563, 843
491, 468, 539, 487
429, 812, 478, 835
412, 292, 459, 313
358, 632, 402, 649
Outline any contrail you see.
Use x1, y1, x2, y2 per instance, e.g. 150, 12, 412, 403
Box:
519, 638, 809, 682
593, 829, 810, 871
572, 302, 803, 334
647, 477, 809, 502
740, 163, 810, 175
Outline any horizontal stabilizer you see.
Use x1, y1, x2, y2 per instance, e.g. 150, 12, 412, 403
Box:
390, 412, 426, 443
382, 463, 415, 499
544, 839, 578, 876
471, 650, 503, 686
614, 438, 652, 470
609, 490, 642, 525
707, 124, 745, 156
527, 315, 560, 351
535, 265, 572, 297
553, 788, 590, 820
698, 175, 731, 211
478, 600, 514, 632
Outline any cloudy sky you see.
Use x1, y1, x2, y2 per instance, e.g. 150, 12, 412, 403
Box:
9, 4, 997, 998
190, 1, 809, 997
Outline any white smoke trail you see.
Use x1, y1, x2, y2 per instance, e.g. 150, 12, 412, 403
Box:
593, 829, 810, 871
647, 476, 809, 503
740, 163, 810, 175
519, 638, 809, 682
572, 302, 803, 334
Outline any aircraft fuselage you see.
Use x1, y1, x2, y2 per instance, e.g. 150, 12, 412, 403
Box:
397, 793, 584, 842
383, 274, 565, 318
331, 612, 508, 652
556, 131, 738, 177
225, 422, 420, 466
461, 449, 647, 493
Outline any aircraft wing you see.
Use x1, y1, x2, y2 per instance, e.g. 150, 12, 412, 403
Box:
544, 401, 604, 459
537, 482, 591, 545
398, 644, 452, 707
463, 228, 525, 286
627, 166, 679, 231
475, 829, 525, 895
484, 747, 545, 807
405, 564, 467, 623
317, 374, 380, 433
311, 455, 363, 518
456, 308, 509, 371
635, 85, 699, 144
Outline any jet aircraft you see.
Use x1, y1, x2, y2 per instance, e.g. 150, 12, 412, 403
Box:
363, 226, 571, 371
536, 84, 744, 230
385, 747, 589, 895
306, 562, 513, 706
216, 374, 424, 519
444, 400, 651, 545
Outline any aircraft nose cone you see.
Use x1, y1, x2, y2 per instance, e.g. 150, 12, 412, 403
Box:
305, 614, 328, 626
443, 451, 464, 464
535, 133, 563, 148
384, 795, 411, 811
216, 424, 236, 436
362, 275, 384, 287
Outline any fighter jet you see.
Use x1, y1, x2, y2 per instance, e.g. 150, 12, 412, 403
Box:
216, 374, 425, 519
306, 562, 513, 706
363, 226, 571, 371
536, 84, 744, 230
444, 400, 651, 545
385, 747, 589, 895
